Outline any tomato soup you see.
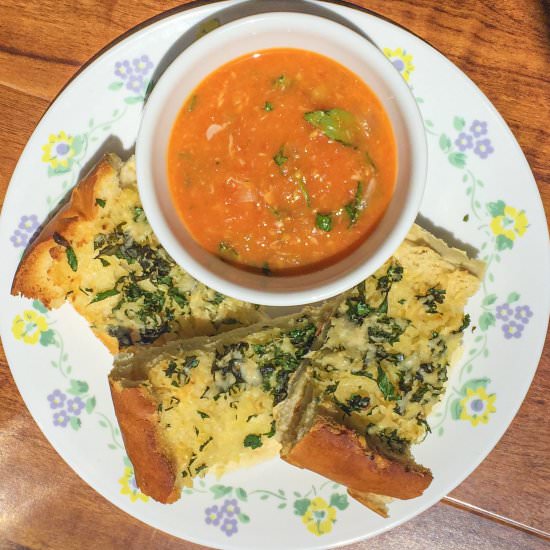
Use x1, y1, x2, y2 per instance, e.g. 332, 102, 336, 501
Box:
167, 48, 397, 275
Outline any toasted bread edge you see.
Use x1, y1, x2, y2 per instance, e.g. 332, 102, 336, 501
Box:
282, 412, 433, 500
109, 378, 180, 504
11, 154, 122, 351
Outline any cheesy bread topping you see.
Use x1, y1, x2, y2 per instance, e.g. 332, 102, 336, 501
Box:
140, 313, 321, 486
109, 224, 483, 505
17, 156, 264, 349
309, 258, 470, 450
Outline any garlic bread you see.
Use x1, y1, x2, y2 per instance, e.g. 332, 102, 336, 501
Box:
109, 308, 332, 503
11, 154, 265, 352
109, 225, 484, 514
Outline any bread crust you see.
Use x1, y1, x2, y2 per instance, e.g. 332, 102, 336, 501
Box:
11, 154, 121, 311
404, 224, 486, 279
109, 379, 179, 503
282, 413, 432, 500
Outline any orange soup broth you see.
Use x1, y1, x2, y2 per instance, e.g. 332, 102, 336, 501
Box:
168, 48, 397, 275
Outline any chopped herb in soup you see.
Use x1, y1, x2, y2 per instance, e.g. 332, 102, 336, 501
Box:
167, 48, 397, 275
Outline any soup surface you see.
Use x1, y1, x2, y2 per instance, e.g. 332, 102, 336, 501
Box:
168, 48, 397, 275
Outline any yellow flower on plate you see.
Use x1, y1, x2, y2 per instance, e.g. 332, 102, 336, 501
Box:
302, 497, 337, 536
119, 466, 149, 502
41, 131, 76, 170
490, 205, 528, 242
459, 387, 496, 427
383, 47, 415, 81
12, 310, 48, 345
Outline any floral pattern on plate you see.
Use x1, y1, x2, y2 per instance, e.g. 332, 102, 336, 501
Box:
8, 42, 538, 533
2, 5, 548, 547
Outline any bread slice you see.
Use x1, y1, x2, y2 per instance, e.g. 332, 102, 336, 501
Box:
11, 154, 265, 352
298, 225, 484, 445
109, 225, 484, 514
276, 225, 484, 515
109, 307, 333, 503
275, 377, 432, 517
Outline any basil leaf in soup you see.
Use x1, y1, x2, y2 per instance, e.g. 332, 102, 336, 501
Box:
273, 147, 288, 167
316, 212, 333, 232
344, 181, 366, 227
304, 109, 358, 147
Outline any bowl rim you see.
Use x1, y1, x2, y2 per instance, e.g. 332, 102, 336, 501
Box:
136, 11, 427, 306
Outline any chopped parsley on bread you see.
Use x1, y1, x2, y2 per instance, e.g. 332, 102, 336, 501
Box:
109, 225, 484, 514
11, 154, 265, 352
11, 150, 485, 516
109, 309, 332, 503
277, 228, 484, 515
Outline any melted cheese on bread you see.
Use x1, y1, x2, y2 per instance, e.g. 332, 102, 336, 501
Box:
110, 224, 484, 506
309, 237, 481, 449
12, 155, 264, 351
134, 314, 320, 486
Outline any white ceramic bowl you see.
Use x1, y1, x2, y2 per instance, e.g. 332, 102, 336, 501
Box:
136, 12, 427, 306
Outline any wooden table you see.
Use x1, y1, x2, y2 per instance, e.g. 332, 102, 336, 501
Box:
1, 1, 548, 548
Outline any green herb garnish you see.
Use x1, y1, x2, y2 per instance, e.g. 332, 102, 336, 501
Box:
304, 108, 357, 147
168, 286, 188, 309
287, 324, 316, 347
218, 241, 238, 257
187, 94, 198, 112
90, 288, 119, 303
377, 263, 404, 292
315, 212, 332, 232
264, 101, 274, 111
53, 232, 78, 272
416, 287, 446, 314
209, 292, 225, 305
265, 420, 276, 438
184, 356, 199, 371
367, 317, 406, 344
95, 198, 106, 208
133, 206, 145, 222
334, 394, 371, 415
273, 74, 291, 90
273, 146, 288, 167
290, 172, 310, 207
345, 282, 372, 324
243, 434, 263, 449
346, 297, 373, 324
453, 313, 471, 333
364, 151, 377, 172
194, 463, 208, 475
377, 365, 396, 400
344, 181, 365, 226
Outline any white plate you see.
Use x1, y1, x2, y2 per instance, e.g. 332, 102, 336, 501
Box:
1, 1, 548, 548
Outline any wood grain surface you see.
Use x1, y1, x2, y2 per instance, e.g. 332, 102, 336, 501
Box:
1, 1, 549, 548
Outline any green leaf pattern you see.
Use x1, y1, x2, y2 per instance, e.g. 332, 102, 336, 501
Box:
423, 112, 533, 435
